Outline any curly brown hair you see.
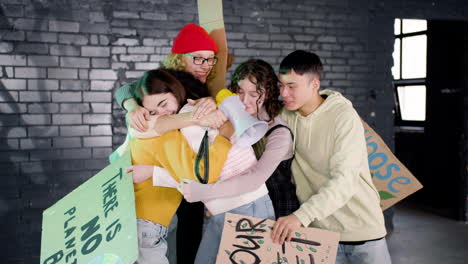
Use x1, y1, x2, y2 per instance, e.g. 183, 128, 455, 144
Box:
229, 59, 282, 121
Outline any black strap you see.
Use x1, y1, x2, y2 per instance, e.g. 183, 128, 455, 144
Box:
265, 124, 295, 158
194, 131, 209, 184
265, 124, 294, 140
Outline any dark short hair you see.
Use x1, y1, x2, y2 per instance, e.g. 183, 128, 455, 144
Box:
279, 50, 323, 79
229, 59, 282, 120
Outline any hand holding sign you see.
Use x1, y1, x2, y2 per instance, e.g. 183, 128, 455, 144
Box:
126, 165, 153, 184
217, 213, 340, 264
40, 152, 138, 264
272, 214, 302, 244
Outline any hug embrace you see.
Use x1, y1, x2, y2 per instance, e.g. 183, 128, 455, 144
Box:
112, 23, 391, 264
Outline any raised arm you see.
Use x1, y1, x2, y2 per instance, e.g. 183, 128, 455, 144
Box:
115, 82, 220, 133
123, 99, 199, 134
184, 126, 293, 202
115, 80, 137, 110
129, 109, 226, 141
129, 113, 197, 138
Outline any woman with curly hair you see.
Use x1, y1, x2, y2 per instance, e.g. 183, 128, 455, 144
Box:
180, 59, 301, 263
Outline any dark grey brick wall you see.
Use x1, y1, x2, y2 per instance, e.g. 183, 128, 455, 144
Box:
1, 0, 467, 262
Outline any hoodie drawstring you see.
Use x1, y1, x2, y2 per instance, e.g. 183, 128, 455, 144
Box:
293, 114, 298, 153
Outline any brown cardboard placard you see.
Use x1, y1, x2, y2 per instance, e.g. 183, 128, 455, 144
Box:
363, 121, 423, 210
216, 213, 340, 264
198, 0, 228, 96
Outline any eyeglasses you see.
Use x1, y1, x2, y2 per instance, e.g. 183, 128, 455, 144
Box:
184, 53, 218, 66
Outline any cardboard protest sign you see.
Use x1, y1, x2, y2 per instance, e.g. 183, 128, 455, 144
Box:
40, 152, 138, 264
363, 121, 423, 210
217, 213, 340, 264
198, 0, 224, 33
198, 0, 228, 96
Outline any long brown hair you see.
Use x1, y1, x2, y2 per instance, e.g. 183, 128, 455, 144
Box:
229, 59, 282, 121
134, 69, 186, 109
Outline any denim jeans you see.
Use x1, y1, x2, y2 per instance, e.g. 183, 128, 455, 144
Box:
135, 219, 169, 264
336, 237, 392, 264
194, 195, 275, 264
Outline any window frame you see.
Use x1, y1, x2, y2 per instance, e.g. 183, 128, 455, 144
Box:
393, 19, 428, 127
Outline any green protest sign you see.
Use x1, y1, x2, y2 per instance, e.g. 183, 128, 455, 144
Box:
40, 152, 138, 264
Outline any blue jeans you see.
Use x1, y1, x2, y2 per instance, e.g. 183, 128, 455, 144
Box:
194, 195, 275, 264
336, 238, 392, 264
136, 219, 169, 264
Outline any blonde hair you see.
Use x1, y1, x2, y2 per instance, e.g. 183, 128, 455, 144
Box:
162, 53, 216, 82
162, 53, 186, 70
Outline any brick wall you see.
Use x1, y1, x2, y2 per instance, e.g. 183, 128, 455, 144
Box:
0, 0, 467, 262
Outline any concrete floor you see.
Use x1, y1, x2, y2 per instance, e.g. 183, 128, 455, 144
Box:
387, 203, 468, 264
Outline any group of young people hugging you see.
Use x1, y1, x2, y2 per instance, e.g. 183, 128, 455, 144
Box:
111, 23, 392, 264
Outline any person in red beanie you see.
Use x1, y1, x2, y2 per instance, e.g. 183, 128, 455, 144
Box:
113, 24, 223, 264
167, 23, 218, 84
115, 23, 219, 131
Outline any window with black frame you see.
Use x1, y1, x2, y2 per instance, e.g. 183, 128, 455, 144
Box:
392, 19, 427, 127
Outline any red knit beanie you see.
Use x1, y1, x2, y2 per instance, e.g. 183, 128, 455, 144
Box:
172, 24, 218, 54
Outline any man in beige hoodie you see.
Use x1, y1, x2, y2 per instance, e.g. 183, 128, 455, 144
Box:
272, 50, 391, 264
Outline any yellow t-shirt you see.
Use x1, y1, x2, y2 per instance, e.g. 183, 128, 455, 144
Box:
130, 130, 231, 226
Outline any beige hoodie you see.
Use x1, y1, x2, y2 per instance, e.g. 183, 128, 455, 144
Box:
281, 89, 386, 241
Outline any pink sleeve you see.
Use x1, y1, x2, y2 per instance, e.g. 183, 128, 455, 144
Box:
218, 145, 257, 181
189, 126, 293, 201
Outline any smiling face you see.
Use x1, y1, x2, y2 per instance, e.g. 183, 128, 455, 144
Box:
279, 69, 320, 116
237, 77, 265, 116
182, 50, 215, 83
142, 92, 179, 116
